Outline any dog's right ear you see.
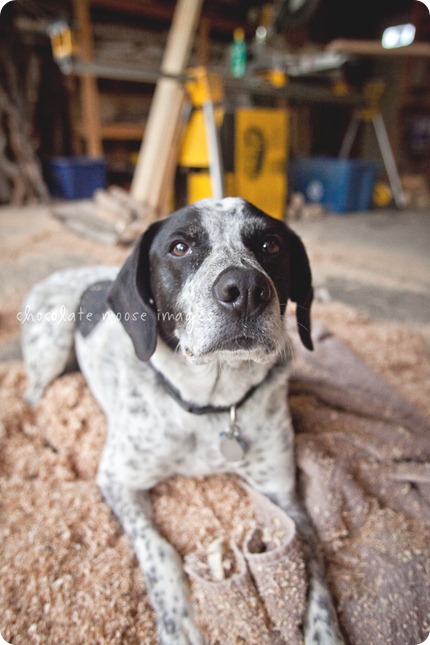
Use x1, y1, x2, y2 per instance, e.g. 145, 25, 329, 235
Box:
287, 228, 314, 351
107, 221, 162, 362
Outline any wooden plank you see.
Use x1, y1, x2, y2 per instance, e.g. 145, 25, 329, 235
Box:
100, 123, 145, 140
76, 122, 146, 140
327, 39, 430, 58
160, 0, 203, 75
149, 85, 186, 215
142, 80, 186, 216
197, 17, 210, 66
74, 0, 103, 157
130, 0, 204, 214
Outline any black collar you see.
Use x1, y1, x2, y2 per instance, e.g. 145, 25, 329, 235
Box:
148, 362, 277, 415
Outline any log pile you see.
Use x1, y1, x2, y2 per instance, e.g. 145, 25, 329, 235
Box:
0, 35, 49, 205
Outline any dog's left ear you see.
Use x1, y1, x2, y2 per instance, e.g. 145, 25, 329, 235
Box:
288, 229, 314, 351
107, 221, 162, 361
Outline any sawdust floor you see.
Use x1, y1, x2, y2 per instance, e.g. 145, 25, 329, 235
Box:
0, 202, 429, 645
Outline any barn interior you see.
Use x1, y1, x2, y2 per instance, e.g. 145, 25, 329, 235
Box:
0, 1, 429, 644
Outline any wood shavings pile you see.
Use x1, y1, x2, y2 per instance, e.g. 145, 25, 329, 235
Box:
0, 305, 429, 644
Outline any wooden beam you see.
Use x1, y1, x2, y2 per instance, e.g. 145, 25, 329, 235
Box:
131, 0, 204, 215
76, 123, 145, 140
197, 17, 210, 66
90, 0, 251, 36
74, 0, 103, 157
327, 39, 430, 58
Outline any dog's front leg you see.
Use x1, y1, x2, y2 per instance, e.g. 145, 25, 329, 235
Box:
97, 470, 203, 645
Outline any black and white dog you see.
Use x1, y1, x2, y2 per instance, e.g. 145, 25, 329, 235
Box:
22, 198, 344, 645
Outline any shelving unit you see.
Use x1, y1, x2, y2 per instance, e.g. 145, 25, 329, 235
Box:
70, 0, 245, 183
399, 2, 430, 179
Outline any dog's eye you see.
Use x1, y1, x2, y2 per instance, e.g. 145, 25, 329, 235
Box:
261, 236, 281, 256
170, 241, 191, 257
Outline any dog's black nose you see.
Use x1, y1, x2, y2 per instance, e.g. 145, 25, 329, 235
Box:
212, 267, 272, 318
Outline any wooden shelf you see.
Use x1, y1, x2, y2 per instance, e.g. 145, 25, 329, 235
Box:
73, 0, 225, 181
327, 39, 430, 58
76, 122, 145, 141
101, 123, 145, 140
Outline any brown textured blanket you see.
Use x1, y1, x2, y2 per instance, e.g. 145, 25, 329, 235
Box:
1, 305, 429, 645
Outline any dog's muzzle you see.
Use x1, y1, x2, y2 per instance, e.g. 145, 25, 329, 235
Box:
212, 267, 273, 319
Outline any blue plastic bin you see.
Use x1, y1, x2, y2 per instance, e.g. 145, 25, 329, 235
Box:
45, 156, 107, 200
289, 157, 377, 213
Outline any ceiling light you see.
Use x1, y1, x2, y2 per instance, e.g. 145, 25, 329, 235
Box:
382, 24, 416, 49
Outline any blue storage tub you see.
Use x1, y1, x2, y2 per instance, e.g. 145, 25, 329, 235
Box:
45, 156, 107, 200
289, 157, 377, 213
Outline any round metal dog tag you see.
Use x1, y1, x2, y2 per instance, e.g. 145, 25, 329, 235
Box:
219, 432, 246, 462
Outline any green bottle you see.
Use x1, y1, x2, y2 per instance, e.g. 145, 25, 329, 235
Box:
230, 28, 247, 78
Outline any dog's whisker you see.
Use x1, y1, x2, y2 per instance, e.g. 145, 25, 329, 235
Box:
296, 320, 311, 334
296, 303, 311, 313
162, 333, 182, 355
246, 350, 256, 383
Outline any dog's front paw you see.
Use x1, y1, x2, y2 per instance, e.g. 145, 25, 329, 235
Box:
304, 580, 345, 645
143, 544, 205, 644
304, 622, 345, 645
158, 612, 205, 645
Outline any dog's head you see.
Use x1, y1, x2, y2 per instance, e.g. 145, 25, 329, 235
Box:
108, 198, 313, 364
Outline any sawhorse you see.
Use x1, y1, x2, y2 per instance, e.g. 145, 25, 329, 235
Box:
339, 81, 406, 208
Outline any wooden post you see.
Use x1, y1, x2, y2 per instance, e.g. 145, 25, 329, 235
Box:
197, 17, 210, 66
74, 0, 102, 158
131, 0, 204, 215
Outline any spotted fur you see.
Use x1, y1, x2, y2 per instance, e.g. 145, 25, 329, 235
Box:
22, 198, 344, 645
